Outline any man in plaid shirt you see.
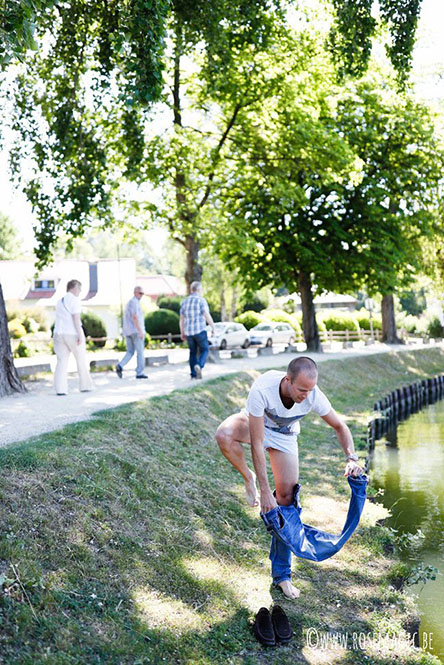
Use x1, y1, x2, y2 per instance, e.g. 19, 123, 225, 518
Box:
180, 281, 216, 379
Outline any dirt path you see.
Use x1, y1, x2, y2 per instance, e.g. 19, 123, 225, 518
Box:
1, 342, 431, 447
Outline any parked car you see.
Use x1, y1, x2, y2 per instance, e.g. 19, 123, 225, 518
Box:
249, 321, 296, 347
208, 322, 250, 350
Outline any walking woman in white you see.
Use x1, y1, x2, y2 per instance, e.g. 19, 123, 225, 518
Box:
53, 279, 93, 395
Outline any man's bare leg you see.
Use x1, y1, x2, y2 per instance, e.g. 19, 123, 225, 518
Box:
216, 413, 259, 507
269, 447, 301, 599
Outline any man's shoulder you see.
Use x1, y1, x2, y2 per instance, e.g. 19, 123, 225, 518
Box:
64, 292, 80, 310
251, 370, 284, 391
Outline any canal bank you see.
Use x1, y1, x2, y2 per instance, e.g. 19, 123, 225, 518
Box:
368, 388, 444, 663
1, 347, 444, 664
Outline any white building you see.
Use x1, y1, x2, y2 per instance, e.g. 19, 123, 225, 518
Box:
0, 258, 185, 337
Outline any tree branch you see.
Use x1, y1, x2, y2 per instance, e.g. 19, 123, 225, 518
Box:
198, 101, 243, 209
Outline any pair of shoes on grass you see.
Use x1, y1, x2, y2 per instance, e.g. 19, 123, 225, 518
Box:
253, 605, 293, 646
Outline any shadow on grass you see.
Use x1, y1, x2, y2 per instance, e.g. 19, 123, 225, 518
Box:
2, 352, 444, 664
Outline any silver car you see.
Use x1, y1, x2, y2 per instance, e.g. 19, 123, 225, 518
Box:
249, 321, 296, 347
208, 322, 250, 350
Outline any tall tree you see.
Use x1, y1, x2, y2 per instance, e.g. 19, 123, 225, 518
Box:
5, 1, 425, 276
216, 74, 444, 350
329, 81, 444, 342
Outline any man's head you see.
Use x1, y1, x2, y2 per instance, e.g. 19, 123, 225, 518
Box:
190, 281, 202, 295
66, 279, 81, 296
284, 357, 318, 403
134, 286, 144, 300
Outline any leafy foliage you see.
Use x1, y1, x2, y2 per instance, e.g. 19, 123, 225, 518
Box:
144, 309, 180, 336
157, 295, 182, 314
0, 211, 21, 259
81, 311, 107, 348
329, 0, 423, 86
319, 312, 360, 333
426, 316, 444, 339
234, 310, 263, 330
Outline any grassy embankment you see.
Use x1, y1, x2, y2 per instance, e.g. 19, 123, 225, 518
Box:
1, 348, 444, 665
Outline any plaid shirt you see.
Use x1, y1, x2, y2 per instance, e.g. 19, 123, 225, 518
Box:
180, 294, 209, 336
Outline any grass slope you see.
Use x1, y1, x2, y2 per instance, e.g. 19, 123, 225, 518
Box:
1, 349, 444, 665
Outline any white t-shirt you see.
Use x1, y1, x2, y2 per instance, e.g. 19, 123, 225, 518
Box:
245, 370, 331, 447
54, 291, 81, 335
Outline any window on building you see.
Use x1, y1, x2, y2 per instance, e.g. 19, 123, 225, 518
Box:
34, 279, 55, 290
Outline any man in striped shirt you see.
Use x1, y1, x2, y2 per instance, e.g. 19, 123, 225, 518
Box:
180, 281, 216, 379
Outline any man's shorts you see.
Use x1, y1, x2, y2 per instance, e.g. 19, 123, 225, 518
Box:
241, 408, 299, 456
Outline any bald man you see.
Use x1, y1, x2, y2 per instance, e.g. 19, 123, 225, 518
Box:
216, 357, 363, 599
116, 286, 148, 379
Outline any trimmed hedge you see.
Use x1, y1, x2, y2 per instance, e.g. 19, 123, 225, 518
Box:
427, 316, 444, 338
145, 309, 180, 336
320, 313, 360, 333
355, 313, 382, 331
157, 296, 182, 314
81, 312, 107, 348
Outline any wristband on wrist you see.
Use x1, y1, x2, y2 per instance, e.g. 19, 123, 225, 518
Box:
346, 453, 359, 462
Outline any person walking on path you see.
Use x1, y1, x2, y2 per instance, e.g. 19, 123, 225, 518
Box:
180, 281, 216, 379
116, 286, 148, 380
215, 356, 363, 599
53, 279, 94, 395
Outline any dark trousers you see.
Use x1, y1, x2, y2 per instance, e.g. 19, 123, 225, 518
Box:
186, 330, 209, 377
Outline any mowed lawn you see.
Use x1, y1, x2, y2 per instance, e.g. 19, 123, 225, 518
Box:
1, 349, 444, 665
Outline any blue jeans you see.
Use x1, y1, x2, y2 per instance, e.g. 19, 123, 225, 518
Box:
261, 474, 368, 584
119, 333, 145, 376
186, 330, 209, 377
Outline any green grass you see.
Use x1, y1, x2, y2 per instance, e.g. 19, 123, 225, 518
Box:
1, 348, 444, 664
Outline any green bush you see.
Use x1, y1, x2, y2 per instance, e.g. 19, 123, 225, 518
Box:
81, 312, 107, 348
427, 316, 444, 339
14, 340, 31, 358
320, 312, 360, 332
234, 310, 263, 330
355, 313, 382, 331
8, 318, 27, 338
113, 337, 127, 352
157, 296, 182, 314
145, 309, 180, 336
239, 290, 271, 313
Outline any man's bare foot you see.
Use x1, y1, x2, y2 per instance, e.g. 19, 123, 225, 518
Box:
245, 471, 259, 507
277, 580, 300, 599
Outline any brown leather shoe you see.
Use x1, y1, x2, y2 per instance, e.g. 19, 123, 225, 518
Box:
271, 605, 293, 643
253, 607, 276, 646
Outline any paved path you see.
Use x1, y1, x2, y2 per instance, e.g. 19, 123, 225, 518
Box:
1, 341, 436, 447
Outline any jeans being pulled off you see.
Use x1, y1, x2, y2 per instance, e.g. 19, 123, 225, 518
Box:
260, 474, 368, 585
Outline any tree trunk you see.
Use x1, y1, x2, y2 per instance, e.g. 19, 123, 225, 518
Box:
230, 284, 238, 321
172, 24, 203, 295
220, 286, 227, 321
298, 270, 322, 352
0, 284, 26, 397
184, 234, 202, 293
381, 293, 403, 344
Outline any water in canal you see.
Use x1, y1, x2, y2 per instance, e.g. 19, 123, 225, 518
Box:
369, 400, 444, 662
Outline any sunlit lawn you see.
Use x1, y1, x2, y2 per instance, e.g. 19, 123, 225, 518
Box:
1, 348, 443, 664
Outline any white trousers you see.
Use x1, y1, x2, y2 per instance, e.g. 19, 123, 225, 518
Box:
53, 334, 93, 394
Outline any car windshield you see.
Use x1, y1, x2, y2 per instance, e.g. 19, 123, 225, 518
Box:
213, 323, 227, 331
253, 324, 272, 331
